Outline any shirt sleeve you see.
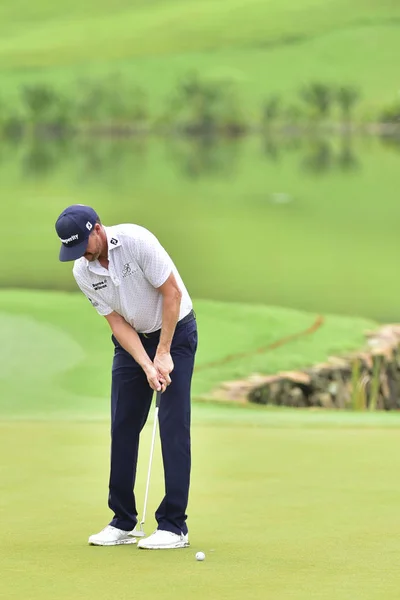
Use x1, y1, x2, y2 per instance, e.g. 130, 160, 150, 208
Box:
73, 271, 113, 317
128, 227, 172, 288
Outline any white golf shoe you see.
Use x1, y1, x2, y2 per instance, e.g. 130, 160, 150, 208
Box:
88, 525, 137, 546
137, 529, 189, 550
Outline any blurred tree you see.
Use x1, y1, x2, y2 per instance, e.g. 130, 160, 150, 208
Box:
379, 101, 400, 125
301, 138, 333, 174
21, 84, 72, 134
165, 71, 246, 136
263, 137, 281, 162
284, 103, 304, 127
336, 86, 361, 124
261, 95, 281, 128
166, 137, 240, 178
299, 82, 334, 122
0, 91, 25, 140
21, 138, 71, 178
337, 135, 359, 171
2, 116, 25, 141
75, 74, 148, 128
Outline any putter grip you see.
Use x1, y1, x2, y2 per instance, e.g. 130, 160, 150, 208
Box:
156, 390, 162, 407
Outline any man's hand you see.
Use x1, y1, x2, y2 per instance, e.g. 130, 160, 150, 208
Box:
143, 363, 167, 393
154, 351, 174, 388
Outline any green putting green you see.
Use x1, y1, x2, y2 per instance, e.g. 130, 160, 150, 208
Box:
2, 417, 400, 600
1, 289, 400, 599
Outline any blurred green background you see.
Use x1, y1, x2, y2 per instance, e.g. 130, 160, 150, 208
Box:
2, 2, 400, 599
1, 0, 400, 321
2, 135, 400, 321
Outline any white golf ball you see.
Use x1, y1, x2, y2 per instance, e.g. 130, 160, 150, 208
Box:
195, 551, 205, 561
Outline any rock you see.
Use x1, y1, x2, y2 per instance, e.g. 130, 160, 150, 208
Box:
286, 387, 307, 407
278, 371, 311, 384
210, 324, 400, 411
311, 392, 334, 408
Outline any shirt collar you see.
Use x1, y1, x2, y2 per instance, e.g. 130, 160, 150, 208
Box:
85, 226, 121, 273
105, 226, 122, 250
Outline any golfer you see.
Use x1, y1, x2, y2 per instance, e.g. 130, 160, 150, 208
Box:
55, 204, 197, 549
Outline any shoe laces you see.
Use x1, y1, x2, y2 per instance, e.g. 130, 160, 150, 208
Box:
152, 529, 180, 538
101, 525, 117, 534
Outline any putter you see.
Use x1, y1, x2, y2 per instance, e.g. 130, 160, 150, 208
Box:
135, 389, 162, 538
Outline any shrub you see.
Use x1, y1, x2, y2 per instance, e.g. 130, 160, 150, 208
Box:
75, 74, 148, 126
261, 95, 281, 127
336, 85, 361, 122
379, 102, 400, 125
165, 72, 246, 136
21, 84, 73, 133
299, 82, 335, 121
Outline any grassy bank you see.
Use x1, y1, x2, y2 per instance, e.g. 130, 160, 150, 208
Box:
0, 289, 377, 418
0, 0, 399, 129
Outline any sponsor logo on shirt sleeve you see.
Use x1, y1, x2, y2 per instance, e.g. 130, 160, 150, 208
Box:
87, 297, 99, 307
92, 279, 108, 291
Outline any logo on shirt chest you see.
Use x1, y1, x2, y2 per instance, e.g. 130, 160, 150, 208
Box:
122, 262, 136, 278
92, 279, 108, 291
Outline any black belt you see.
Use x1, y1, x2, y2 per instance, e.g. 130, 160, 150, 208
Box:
140, 309, 195, 339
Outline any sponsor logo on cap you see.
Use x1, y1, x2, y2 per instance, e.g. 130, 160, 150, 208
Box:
60, 233, 79, 244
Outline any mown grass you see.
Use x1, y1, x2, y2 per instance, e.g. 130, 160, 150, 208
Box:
0, 289, 376, 418
0, 0, 399, 122
0, 0, 398, 67
1, 293, 399, 600
2, 418, 400, 600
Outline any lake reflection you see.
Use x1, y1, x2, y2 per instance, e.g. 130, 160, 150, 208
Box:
1, 134, 400, 322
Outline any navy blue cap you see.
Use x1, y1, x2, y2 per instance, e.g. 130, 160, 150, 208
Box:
55, 205, 99, 262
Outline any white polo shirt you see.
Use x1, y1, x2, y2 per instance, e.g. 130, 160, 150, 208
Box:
73, 224, 193, 334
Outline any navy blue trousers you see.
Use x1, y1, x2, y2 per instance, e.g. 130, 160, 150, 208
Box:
108, 315, 197, 536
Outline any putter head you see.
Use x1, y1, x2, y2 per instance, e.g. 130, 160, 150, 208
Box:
132, 524, 146, 537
